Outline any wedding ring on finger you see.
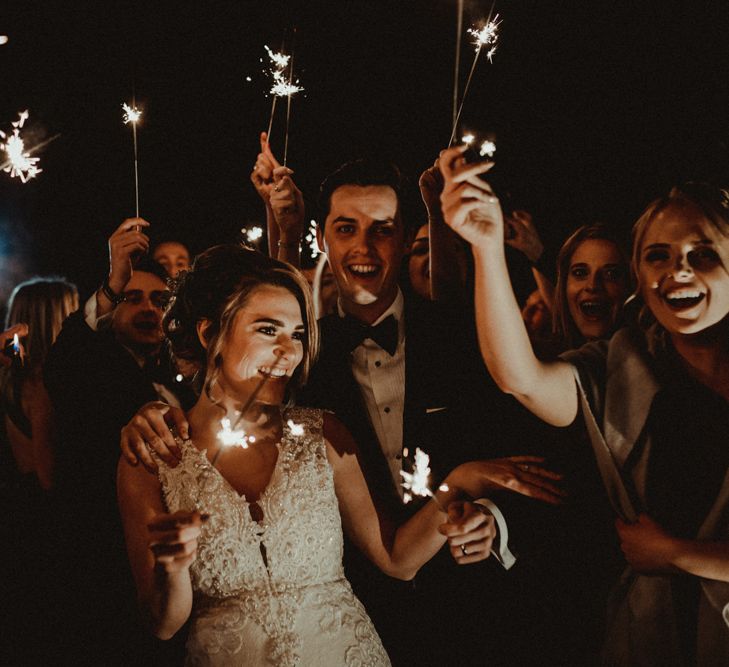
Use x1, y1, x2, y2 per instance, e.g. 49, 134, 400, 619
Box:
460, 544, 468, 556
520, 464, 530, 472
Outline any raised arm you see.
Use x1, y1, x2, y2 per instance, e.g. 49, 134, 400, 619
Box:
325, 414, 494, 580
250, 132, 304, 264
439, 146, 577, 426
117, 456, 203, 639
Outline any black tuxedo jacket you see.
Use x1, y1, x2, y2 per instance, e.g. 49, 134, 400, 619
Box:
299, 296, 527, 665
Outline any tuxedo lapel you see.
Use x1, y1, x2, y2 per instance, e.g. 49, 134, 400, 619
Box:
311, 315, 402, 509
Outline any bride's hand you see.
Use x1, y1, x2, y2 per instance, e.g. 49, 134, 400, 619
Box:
148, 510, 208, 574
447, 456, 566, 505
439, 145, 503, 248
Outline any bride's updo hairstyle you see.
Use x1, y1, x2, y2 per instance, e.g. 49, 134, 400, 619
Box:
164, 244, 318, 403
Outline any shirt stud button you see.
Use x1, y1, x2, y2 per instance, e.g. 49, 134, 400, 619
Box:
384, 407, 390, 414
375, 360, 381, 368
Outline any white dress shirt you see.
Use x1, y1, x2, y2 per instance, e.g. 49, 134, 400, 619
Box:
339, 289, 406, 490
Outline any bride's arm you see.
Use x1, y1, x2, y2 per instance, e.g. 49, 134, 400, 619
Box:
325, 414, 494, 580
117, 457, 202, 639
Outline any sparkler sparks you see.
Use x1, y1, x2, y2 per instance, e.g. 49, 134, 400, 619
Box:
287, 420, 304, 437
270, 71, 303, 98
462, 133, 475, 146
467, 15, 501, 54
241, 225, 263, 245
304, 219, 321, 257
479, 139, 496, 157
12, 334, 20, 355
400, 448, 449, 506
0, 110, 42, 183
265, 45, 290, 70
218, 418, 253, 449
122, 103, 141, 125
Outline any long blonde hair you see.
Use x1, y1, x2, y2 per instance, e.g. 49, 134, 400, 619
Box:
5, 277, 79, 373
630, 183, 729, 334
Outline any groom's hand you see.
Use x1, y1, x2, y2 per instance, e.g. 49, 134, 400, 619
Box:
121, 401, 190, 472
148, 510, 207, 574
439, 501, 496, 565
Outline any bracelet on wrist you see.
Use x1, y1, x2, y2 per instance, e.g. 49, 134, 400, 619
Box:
101, 277, 125, 306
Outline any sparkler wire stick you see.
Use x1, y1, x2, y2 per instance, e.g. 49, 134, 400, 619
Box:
265, 96, 278, 145
283, 50, 295, 168
448, 47, 483, 148
453, 0, 464, 130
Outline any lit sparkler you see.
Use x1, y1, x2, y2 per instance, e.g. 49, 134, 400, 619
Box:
241, 225, 264, 245
304, 219, 321, 257
12, 333, 20, 356
122, 102, 142, 218
263, 41, 303, 162
0, 110, 42, 183
287, 419, 304, 437
400, 448, 449, 508
449, 13, 502, 147
479, 139, 496, 158
462, 133, 475, 146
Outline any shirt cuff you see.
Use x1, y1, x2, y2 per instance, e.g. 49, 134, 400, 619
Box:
473, 498, 517, 570
83, 292, 113, 332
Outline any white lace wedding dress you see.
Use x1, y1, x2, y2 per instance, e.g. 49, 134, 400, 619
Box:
156, 407, 390, 666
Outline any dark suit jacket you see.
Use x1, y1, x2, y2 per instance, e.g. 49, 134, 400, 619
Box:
300, 295, 529, 665
43, 310, 185, 665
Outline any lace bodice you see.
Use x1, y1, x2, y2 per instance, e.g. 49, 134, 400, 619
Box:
156, 407, 389, 666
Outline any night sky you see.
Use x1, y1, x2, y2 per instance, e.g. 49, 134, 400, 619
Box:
1, 0, 729, 300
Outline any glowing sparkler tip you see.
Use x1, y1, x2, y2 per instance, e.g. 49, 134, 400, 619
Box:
287, 419, 304, 437
122, 103, 142, 125
304, 219, 321, 256
265, 45, 290, 70
479, 140, 496, 158
400, 448, 436, 500
0, 36, 8, 46
438, 483, 450, 493
468, 15, 501, 55
218, 417, 252, 449
1, 111, 43, 183
242, 226, 263, 243
12, 333, 20, 352
462, 134, 475, 145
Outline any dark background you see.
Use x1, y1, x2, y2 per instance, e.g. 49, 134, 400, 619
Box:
1, 0, 728, 300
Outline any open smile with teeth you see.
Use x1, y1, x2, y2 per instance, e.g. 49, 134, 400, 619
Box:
258, 366, 288, 378
663, 289, 705, 310
348, 264, 380, 278
578, 301, 610, 319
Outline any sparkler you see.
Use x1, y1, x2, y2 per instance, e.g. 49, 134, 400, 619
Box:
400, 448, 449, 509
210, 352, 286, 467
263, 43, 303, 157
241, 225, 264, 246
304, 219, 321, 258
122, 102, 142, 218
462, 133, 475, 146
448, 13, 502, 147
0, 110, 42, 183
479, 139, 496, 158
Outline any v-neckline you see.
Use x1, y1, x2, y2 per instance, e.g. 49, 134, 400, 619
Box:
194, 428, 288, 507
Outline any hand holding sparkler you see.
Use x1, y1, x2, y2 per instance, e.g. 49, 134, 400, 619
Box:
439, 500, 497, 565
251, 132, 280, 203
439, 145, 503, 248
269, 166, 304, 240
99, 218, 151, 314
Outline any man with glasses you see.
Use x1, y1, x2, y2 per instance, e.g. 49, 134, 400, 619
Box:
44, 218, 185, 665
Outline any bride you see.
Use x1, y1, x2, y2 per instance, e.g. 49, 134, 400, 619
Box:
117, 244, 508, 666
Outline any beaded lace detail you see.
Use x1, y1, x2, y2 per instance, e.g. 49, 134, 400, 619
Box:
157, 407, 389, 667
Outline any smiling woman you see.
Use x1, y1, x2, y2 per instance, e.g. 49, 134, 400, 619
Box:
439, 143, 729, 665
552, 223, 631, 350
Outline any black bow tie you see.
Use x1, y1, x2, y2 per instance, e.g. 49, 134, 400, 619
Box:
340, 314, 399, 356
